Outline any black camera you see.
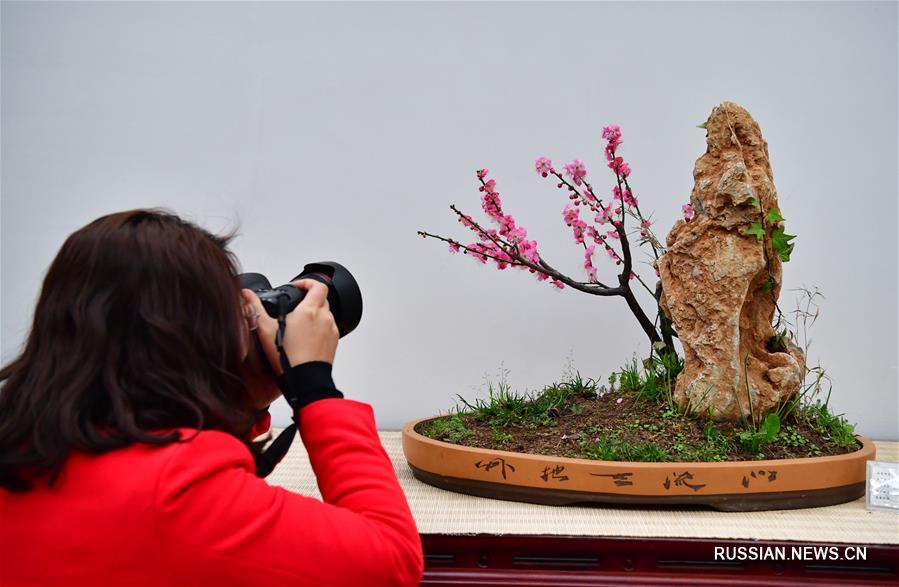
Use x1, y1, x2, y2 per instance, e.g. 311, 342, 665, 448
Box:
239, 261, 363, 337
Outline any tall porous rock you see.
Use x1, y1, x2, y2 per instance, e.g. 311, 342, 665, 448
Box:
658, 102, 805, 422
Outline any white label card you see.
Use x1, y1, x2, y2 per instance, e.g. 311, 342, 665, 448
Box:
866, 461, 899, 512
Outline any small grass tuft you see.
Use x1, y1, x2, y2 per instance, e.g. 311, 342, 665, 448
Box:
457, 373, 599, 430
424, 412, 474, 444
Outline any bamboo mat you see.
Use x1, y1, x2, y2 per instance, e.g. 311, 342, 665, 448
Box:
266, 432, 899, 545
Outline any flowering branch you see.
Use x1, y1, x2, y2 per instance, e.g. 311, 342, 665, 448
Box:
418, 125, 677, 356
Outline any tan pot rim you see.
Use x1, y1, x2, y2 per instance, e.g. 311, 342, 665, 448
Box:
403, 416, 873, 469
402, 416, 875, 511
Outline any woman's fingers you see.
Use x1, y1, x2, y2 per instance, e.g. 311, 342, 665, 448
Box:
291, 278, 330, 310
281, 279, 338, 366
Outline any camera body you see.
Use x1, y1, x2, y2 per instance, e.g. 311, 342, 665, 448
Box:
239, 261, 362, 338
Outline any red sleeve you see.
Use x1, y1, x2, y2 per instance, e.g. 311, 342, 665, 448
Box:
154, 399, 423, 587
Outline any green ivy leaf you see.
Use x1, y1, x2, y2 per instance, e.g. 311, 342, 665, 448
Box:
748, 197, 760, 208
743, 222, 765, 241
661, 319, 679, 339
761, 278, 774, 294
766, 207, 784, 224
771, 227, 797, 262
697, 122, 708, 129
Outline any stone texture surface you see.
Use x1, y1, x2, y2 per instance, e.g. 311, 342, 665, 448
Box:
659, 102, 805, 422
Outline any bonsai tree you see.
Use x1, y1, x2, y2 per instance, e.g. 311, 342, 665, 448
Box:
420, 103, 806, 426
419, 124, 680, 361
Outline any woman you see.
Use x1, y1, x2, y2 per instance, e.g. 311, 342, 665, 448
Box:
0, 210, 424, 586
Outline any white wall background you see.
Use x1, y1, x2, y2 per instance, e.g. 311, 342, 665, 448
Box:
2, 1, 897, 439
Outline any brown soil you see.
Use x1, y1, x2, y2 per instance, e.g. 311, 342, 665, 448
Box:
416, 389, 860, 462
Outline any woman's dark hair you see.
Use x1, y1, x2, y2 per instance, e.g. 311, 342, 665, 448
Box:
0, 209, 254, 491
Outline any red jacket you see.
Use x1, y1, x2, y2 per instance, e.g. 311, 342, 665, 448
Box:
0, 399, 424, 586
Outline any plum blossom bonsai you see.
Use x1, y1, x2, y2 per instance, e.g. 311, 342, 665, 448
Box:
419, 102, 804, 426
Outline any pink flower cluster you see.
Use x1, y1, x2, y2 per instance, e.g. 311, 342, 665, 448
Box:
466, 241, 513, 269
563, 160, 587, 186
602, 125, 622, 158
603, 125, 631, 178
534, 126, 643, 281
455, 170, 546, 277
450, 123, 657, 289
562, 204, 588, 244
584, 245, 598, 283
612, 185, 637, 208
682, 203, 695, 222
595, 203, 615, 225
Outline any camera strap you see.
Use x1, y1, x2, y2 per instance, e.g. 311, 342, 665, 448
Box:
275, 303, 292, 377
255, 297, 299, 478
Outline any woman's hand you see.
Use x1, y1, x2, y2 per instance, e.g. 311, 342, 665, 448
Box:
241, 279, 339, 374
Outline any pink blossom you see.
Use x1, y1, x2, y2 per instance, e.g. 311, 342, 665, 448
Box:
465, 243, 488, 263
682, 203, 695, 222
481, 191, 502, 221
498, 214, 516, 236
448, 241, 461, 254
535, 157, 552, 176
602, 125, 622, 142
606, 230, 620, 240
573, 221, 587, 244
536, 272, 549, 282
584, 245, 598, 282
508, 225, 528, 244
613, 185, 635, 207
476, 168, 489, 179
602, 125, 622, 160
595, 203, 614, 225
518, 239, 540, 264
562, 204, 588, 244
551, 279, 565, 289
604, 144, 616, 162
562, 203, 580, 226
641, 219, 652, 229
563, 160, 587, 186
608, 156, 630, 176
493, 248, 512, 270
616, 397, 623, 404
